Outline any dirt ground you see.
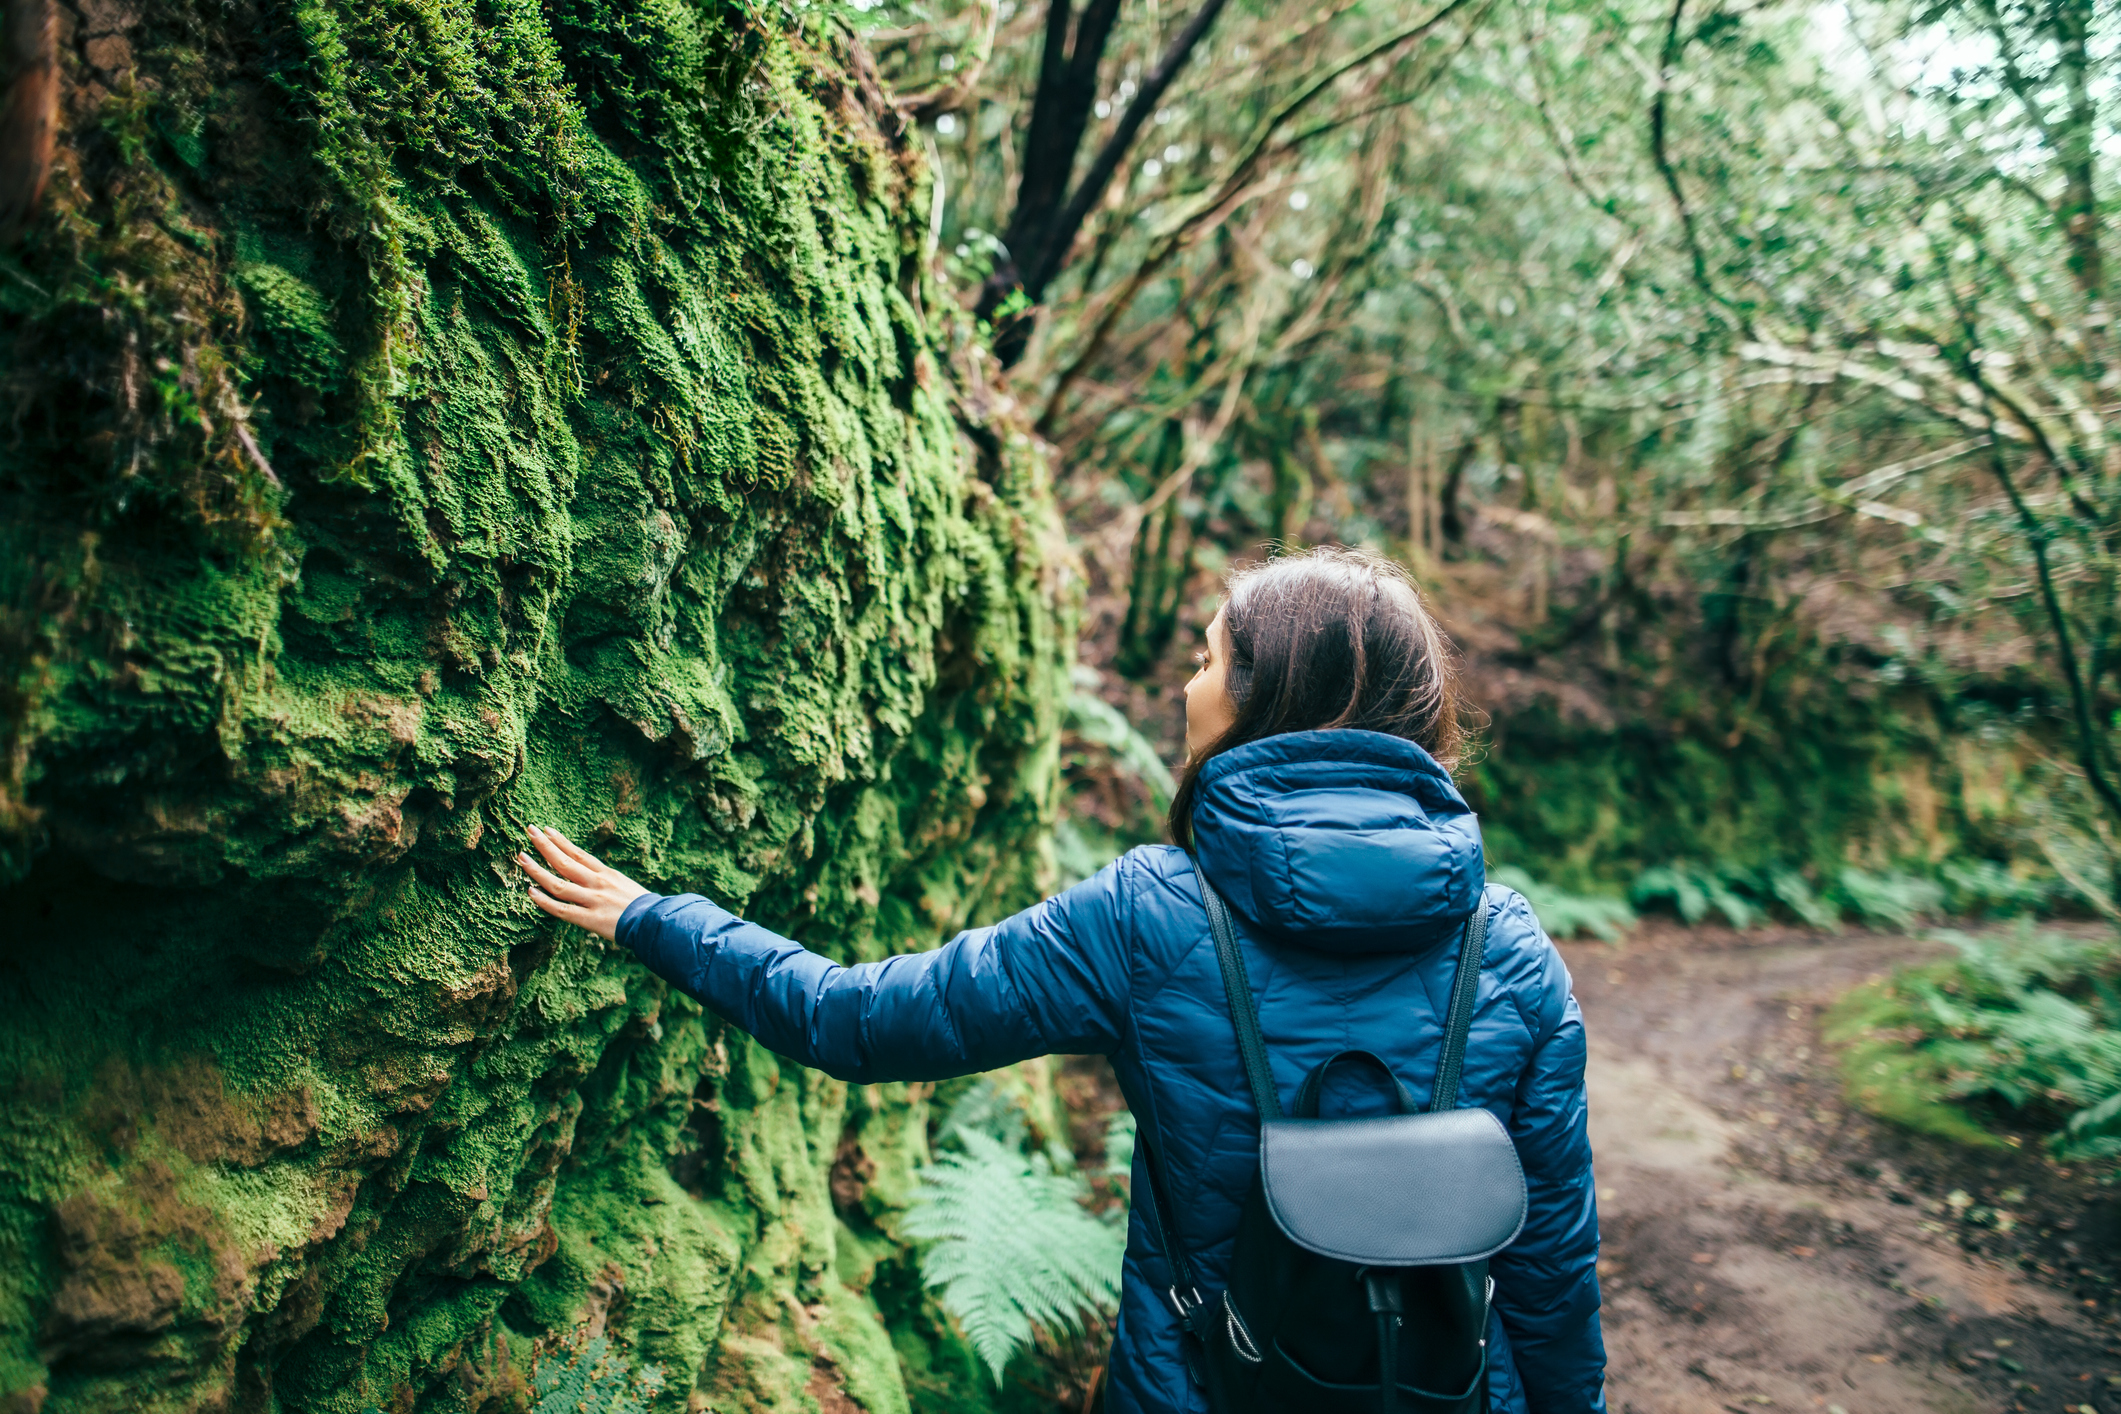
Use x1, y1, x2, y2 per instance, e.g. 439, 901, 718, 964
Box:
1571, 922, 2121, 1414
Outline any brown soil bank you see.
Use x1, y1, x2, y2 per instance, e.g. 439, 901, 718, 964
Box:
1577, 923, 2121, 1414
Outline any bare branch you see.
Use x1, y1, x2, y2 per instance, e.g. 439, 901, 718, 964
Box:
895, 0, 1002, 120
1035, 0, 1481, 431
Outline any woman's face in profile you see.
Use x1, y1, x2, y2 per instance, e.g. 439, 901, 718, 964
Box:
1185, 608, 1237, 759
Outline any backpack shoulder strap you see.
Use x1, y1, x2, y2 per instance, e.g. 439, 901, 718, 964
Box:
1137, 1137, 1214, 1387
1198, 872, 1283, 1122
1429, 887, 1491, 1112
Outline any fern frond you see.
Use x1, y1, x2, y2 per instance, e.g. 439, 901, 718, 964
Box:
1766, 869, 1841, 930
1832, 921, 2121, 1161
903, 1130, 1126, 1382
1490, 865, 1636, 941
1835, 867, 1944, 930
531, 1333, 661, 1414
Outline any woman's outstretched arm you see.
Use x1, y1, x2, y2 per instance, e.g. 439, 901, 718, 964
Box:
520, 826, 1136, 1083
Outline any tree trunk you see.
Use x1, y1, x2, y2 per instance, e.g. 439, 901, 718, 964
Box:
0, 0, 1068, 1406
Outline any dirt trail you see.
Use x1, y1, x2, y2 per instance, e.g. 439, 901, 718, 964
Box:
1569, 925, 2121, 1414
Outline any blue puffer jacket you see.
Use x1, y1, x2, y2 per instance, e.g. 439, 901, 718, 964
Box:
618, 729, 1605, 1413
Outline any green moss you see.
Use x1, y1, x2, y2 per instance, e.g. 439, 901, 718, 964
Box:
1466, 690, 2031, 895
0, 0, 1068, 1406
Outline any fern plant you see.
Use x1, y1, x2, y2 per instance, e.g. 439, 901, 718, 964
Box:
1764, 868, 1842, 929
1827, 922, 2121, 1160
1489, 866, 1636, 941
531, 1334, 665, 1414
1833, 867, 1945, 931
901, 1128, 1127, 1383
1054, 675, 1176, 889
1937, 858, 2057, 917
1633, 857, 2061, 932
1631, 863, 1767, 929
1064, 678, 1176, 806
1100, 1109, 1137, 1180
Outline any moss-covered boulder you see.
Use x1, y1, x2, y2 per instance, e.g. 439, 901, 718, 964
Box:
0, 0, 1068, 1405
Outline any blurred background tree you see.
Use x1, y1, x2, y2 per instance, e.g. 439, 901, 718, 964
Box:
862, 0, 2118, 922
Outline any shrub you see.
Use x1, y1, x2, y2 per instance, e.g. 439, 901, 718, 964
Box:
1631, 863, 1768, 930
1938, 858, 2061, 918
1826, 923, 2121, 1160
1054, 674, 1174, 888
1489, 865, 1636, 941
902, 1087, 1127, 1383
1622, 857, 2055, 932
1833, 868, 1946, 931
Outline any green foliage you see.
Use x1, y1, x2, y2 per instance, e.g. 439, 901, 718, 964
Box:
1827, 924, 2121, 1160
932, 1076, 1034, 1154
1065, 680, 1176, 807
1489, 865, 1636, 942
929, 0, 2121, 916
1100, 1110, 1137, 1181
1053, 670, 1173, 888
1940, 859, 2063, 919
1051, 818, 1123, 893
901, 1105, 1126, 1383
1631, 864, 1769, 930
531, 1335, 665, 1414
1763, 869, 1843, 931
1834, 868, 1947, 933
1465, 707, 1923, 900
1624, 857, 2052, 932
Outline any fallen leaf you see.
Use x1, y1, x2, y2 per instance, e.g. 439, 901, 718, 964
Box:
1692, 1252, 1717, 1264
1790, 1245, 1816, 1258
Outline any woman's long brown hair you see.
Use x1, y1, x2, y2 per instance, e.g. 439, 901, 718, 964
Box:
1167, 546, 1465, 848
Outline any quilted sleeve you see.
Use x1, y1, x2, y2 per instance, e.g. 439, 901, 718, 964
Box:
613, 856, 1137, 1083
1486, 894, 1607, 1413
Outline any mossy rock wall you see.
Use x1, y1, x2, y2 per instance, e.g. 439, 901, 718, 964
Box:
0, 0, 1069, 1407
1463, 676, 2044, 892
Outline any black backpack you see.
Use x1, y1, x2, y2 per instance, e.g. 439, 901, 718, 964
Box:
1141, 874, 1528, 1414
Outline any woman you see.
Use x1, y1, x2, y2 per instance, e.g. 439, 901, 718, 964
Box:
520, 547, 1605, 1414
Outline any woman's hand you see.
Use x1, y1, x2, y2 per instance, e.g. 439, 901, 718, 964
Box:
519, 825, 651, 942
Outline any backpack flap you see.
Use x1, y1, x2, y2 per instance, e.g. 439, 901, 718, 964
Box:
1258, 1108, 1528, 1265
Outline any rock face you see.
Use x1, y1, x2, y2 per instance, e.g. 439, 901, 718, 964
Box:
0, 0, 1067, 1405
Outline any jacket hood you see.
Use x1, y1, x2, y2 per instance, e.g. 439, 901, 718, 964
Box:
1190, 729, 1484, 953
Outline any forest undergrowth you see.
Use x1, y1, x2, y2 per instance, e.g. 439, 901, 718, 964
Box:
7, 0, 2121, 1399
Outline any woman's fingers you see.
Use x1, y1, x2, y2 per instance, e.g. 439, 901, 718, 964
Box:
522, 831, 631, 942
521, 829, 639, 946
528, 826, 603, 886
518, 851, 594, 903
528, 886, 587, 921
545, 828, 609, 875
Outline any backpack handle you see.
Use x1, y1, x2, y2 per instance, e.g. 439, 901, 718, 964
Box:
1290, 1050, 1421, 1118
